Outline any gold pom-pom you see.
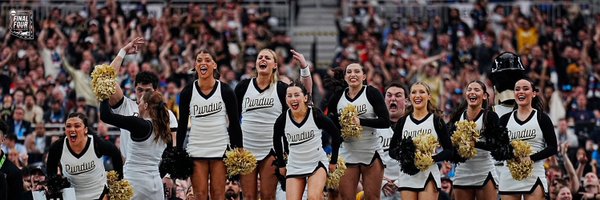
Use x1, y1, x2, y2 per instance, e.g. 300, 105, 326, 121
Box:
224, 148, 257, 177
326, 156, 347, 190
106, 171, 134, 200
451, 120, 480, 159
507, 140, 534, 180
413, 134, 439, 171
91, 64, 117, 100
339, 104, 363, 140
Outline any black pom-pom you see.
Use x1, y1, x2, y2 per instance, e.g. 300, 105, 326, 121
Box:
449, 146, 468, 164
46, 175, 71, 198
486, 125, 514, 161
398, 137, 420, 175
160, 146, 194, 180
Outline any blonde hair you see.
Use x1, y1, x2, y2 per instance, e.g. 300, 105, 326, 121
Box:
254, 49, 279, 85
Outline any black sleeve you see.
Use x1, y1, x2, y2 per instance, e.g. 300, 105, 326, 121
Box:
530, 112, 558, 162
475, 111, 500, 151
390, 116, 408, 160
362, 86, 391, 128
46, 138, 64, 177
176, 83, 193, 148
234, 79, 251, 118
432, 115, 453, 162
314, 108, 342, 164
277, 81, 289, 112
0, 156, 23, 200
99, 100, 153, 142
499, 112, 512, 127
93, 134, 124, 179
222, 82, 243, 148
326, 90, 344, 129
273, 113, 287, 167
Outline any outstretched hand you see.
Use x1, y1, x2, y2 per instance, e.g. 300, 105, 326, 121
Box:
121, 37, 145, 54
291, 49, 308, 69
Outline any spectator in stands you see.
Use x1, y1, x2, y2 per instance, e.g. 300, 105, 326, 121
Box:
70, 97, 98, 125
43, 99, 66, 124
556, 118, 579, 148
225, 178, 242, 200
23, 93, 44, 124
568, 95, 595, 137
25, 123, 49, 164
8, 106, 33, 141
13, 89, 25, 107
38, 19, 67, 80
0, 95, 14, 122
2, 133, 27, 156
62, 57, 98, 107
35, 89, 49, 111
0, 120, 25, 200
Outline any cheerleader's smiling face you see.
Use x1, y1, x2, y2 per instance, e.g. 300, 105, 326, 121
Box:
195, 52, 217, 79
345, 64, 366, 88
410, 84, 431, 110
286, 86, 307, 111
256, 50, 277, 77
514, 79, 536, 107
465, 82, 486, 108
65, 116, 87, 144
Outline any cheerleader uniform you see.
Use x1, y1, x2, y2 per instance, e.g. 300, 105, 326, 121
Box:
235, 79, 287, 161
273, 108, 341, 177
390, 113, 452, 191
111, 96, 178, 158
100, 100, 167, 200
47, 134, 123, 200
176, 80, 242, 157
452, 110, 499, 188
326, 85, 390, 166
498, 109, 557, 194
377, 126, 401, 199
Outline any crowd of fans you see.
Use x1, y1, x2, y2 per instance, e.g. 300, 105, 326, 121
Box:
0, 0, 599, 199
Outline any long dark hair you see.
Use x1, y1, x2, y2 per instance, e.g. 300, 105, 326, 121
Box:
325, 63, 368, 93
195, 49, 220, 79
404, 82, 442, 117
143, 91, 172, 144
512, 79, 545, 111
288, 80, 309, 107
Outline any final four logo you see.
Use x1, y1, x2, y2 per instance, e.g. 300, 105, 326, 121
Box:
9, 9, 34, 40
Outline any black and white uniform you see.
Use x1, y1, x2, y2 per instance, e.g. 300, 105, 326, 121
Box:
100, 100, 167, 200
377, 126, 401, 199
177, 80, 242, 157
111, 96, 178, 158
236, 79, 287, 161
47, 135, 123, 200
391, 113, 452, 191
327, 86, 390, 166
498, 109, 557, 194
453, 111, 499, 188
273, 108, 341, 178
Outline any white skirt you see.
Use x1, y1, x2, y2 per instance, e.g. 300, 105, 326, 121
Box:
286, 152, 329, 177
339, 131, 383, 166
453, 149, 498, 187
125, 171, 164, 200
498, 160, 548, 194
397, 164, 441, 191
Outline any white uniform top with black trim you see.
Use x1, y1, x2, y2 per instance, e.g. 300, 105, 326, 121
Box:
273, 108, 341, 177
327, 86, 390, 165
377, 127, 400, 186
395, 113, 441, 190
498, 109, 557, 194
236, 79, 286, 160
111, 96, 178, 159
176, 80, 243, 158
60, 136, 107, 200
453, 111, 499, 187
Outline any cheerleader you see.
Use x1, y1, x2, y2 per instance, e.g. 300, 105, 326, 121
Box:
273, 81, 341, 199
326, 63, 390, 199
176, 50, 242, 200
100, 91, 172, 200
447, 80, 499, 200
234, 49, 312, 199
498, 79, 557, 200
47, 113, 123, 200
379, 82, 407, 200
390, 82, 452, 200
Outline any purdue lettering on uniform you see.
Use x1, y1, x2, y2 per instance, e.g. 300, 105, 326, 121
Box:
245, 97, 275, 111
193, 102, 223, 117
403, 129, 433, 139
287, 130, 315, 145
338, 104, 368, 116
379, 136, 391, 151
65, 161, 96, 175
508, 129, 536, 140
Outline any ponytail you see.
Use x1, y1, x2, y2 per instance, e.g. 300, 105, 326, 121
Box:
143, 91, 172, 144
